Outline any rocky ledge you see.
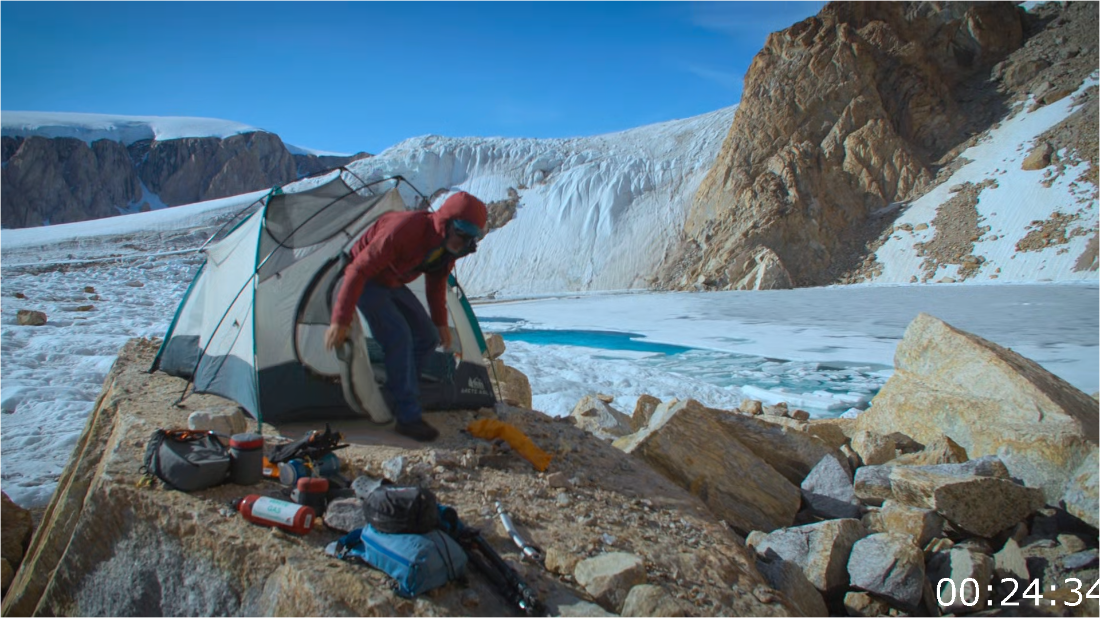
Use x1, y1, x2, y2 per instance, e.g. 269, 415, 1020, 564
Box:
2, 312, 1097, 617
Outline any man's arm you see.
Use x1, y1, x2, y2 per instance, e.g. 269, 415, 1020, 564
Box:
425, 268, 452, 348
331, 235, 395, 328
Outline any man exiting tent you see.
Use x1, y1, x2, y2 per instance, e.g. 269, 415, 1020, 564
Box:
324, 191, 488, 442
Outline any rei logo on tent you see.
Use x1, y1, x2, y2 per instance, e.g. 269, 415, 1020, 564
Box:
463, 376, 489, 396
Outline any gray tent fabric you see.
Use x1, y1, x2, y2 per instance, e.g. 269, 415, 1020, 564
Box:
153, 171, 496, 425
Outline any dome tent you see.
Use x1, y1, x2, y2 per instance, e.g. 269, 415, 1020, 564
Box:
152, 170, 496, 425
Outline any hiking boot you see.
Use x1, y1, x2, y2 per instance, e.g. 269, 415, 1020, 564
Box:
395, 420, 439, 442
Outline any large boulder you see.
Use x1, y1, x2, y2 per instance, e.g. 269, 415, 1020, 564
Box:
616, 399, 801, 534
754, 551, 829, 617
1060, 447, 1098, 529
619, 584, 692, 617
855, 314, 1098, 505
571, 394, 633, 440
483, 333, 506, 360
926, 548, 994, 614
887, 435, 969, 467
755, 519, 868, 593
721, 411, 850, 485
847, 533, 926, 611
630, 395, 661, 432
854, 456, 1010, 508
862, 500, 944, 548
801, 456, 861, 520
888, 466, 1045, 537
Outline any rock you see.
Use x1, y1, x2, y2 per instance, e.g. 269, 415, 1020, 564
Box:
1, 492, 33, 587
854, 465, 894, 506
83, 286, 96, 293
926, 548, 994, 614
1, 559, 12, 596
740, 399, 764, 416
755, 551, 829, 617
546, 472, 570, 488
745, 531, 768, 550
790, 409, 810, 421
756, 519, 867, 593
552, 595, 618, 617
125, 280, 145, 287
851, 430, 897, 466
382, 456, 407, 482
1060, 447, 1098, 529
888, 435, 968, 467
620, 584, 691, 617
483, 333, 506, 360
1057, 533, 1087, 555
672, 2, 1024, 291
864, 500, 944, 548
925, 538, 954, 554
847, 533, 926, 610
888, 467, 1046, 537
764, 402, 789, 418
186, 407, 248, 436
801, 456, 861, 519
631, 395, 661, 431
856, 313, 1098, 506
720, 410, 850, 485
321, 498, 367, 533
616, 399, 800, 534
571, 394, 633, 440
596, 393, 614, 404
855, 455, 1011, 506
1062, 550, 1098, 570
844, 591, 894, 617
15, 310, 47, 326
573, 552, 646, 613
460, 588, 480, 608
1021, 141, 1054, 170
488, 359, 532, 409
545, 546, 581, 576
805, 418, 853, 451
993, 538, 1028, 581
350, 475, 383, 499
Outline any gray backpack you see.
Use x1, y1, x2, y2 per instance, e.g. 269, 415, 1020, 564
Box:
142, 429, 231, 491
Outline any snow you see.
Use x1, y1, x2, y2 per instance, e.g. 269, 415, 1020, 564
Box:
871, 73, 1099, 284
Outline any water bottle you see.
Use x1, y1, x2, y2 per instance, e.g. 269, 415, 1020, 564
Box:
235, 495, 315, 535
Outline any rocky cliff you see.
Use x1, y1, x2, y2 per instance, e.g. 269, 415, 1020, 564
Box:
658, 0, 1097, 291
1, 131, 369, 229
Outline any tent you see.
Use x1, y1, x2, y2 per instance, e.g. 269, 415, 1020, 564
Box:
152, 171, 497, 425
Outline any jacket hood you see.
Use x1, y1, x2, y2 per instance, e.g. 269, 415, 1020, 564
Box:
432, 191, 488, 236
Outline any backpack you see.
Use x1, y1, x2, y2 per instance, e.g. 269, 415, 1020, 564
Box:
327, 525, 467, 598
363, 485, 439, 534
142, 429, 230, 491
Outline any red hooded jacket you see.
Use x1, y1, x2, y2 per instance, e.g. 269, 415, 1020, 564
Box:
331, 191, 488, 329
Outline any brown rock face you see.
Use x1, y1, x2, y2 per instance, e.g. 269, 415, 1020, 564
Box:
1, 131, 369, 229
661, 1, 1025, 290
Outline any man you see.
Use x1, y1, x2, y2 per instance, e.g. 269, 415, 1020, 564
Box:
324, 191, 488, 442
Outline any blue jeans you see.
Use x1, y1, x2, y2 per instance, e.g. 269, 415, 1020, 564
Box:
356, 282, 440, 424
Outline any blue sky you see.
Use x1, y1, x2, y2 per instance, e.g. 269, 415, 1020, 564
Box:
2, 1, 824, 155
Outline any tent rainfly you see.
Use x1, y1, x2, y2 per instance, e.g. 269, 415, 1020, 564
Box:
152, 171, 496, 425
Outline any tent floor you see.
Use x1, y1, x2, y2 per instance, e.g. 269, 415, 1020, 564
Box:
269, 406, 505, 451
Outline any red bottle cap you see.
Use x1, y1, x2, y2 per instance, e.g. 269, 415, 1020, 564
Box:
296, 477, 329, 493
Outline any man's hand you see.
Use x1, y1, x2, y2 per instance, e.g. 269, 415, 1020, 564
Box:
324, 324, 351, 351
438, 325, 452, 350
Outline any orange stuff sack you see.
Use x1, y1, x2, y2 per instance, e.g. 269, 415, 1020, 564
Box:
466, 419, 552, 472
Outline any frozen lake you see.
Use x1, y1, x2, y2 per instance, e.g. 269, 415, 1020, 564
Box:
473, 282, 1099, 419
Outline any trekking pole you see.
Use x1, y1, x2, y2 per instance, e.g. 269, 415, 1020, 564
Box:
496, 501, 545, 564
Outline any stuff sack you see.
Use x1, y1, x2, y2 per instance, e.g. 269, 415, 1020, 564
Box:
364, 485, 439, 534
142, 429, 231, 491
327, 526, 467, 598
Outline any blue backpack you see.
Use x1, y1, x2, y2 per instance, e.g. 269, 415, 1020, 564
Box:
327, 525, 467, 598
